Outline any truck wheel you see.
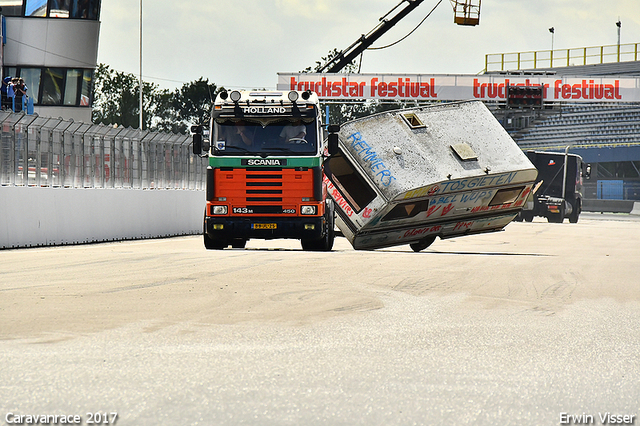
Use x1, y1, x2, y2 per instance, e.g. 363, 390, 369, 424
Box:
547, 213, 564, 223
203, 214, 227, 249
410, 235, 437, 252
231, 239, 247, 249
204, 233, 227, 250
522, 211, 534, 222
568, 202, 580, 223
301, 201, 335, 251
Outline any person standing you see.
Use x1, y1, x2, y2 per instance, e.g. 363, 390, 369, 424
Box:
13, 78, 28, 112
1, 76, 11, 110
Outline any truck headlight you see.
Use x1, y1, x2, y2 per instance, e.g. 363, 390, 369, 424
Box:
301, 205, 316, 215
212, 205, 228, 215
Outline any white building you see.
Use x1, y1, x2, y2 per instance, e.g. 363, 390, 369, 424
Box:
1, 0, 100, 122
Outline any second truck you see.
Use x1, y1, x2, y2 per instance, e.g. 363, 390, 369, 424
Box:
516, 150, 589, 223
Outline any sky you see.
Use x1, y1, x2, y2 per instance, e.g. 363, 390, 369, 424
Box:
96, 0, 640, 92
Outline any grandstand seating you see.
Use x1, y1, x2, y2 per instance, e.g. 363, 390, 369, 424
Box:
511, 103, 640, 151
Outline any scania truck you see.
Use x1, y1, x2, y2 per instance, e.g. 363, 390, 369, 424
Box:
192, 90, 334, 250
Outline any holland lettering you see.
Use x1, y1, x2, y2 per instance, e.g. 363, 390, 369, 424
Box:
242, 106, 286, 114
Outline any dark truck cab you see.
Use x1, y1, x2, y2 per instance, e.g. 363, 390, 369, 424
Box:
518, 150, 590, 223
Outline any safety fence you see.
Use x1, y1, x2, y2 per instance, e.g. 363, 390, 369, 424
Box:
0, 111, 207, 190
485, 42, 640, 72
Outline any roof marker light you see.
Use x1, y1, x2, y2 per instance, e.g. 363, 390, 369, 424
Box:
230, 91, 242, 102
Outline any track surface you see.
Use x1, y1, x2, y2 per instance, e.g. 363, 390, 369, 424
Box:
1, 213, 639, 425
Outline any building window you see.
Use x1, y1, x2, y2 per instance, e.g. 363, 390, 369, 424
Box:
19, 67, 41, 103
41, 67, 65, 105
25, 0, 46, 16
3, 66, 92, 107
50, 0, 70, 17
71, 0, 99, 19
0, 0, 99, 18
64, 68, 81, 105
0, 0, 24, 16
80, 69, 92, 106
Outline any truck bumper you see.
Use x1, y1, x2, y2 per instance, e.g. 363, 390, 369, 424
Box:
205, 216, 325, 241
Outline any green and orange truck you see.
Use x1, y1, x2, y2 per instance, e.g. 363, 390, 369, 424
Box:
192, 90, 335, 250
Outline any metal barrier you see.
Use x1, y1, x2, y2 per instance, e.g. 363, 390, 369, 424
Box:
0, 111, 207, 190
485, 42, 640, 72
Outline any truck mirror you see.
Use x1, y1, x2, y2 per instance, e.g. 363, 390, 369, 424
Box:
584, 164, 592, 179
328, 133, 339, 156
192, 133, 202, 155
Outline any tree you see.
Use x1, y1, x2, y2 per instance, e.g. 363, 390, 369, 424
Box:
92, 64, 169, 130
154, 78, 223, 134
92, 64, 224, 134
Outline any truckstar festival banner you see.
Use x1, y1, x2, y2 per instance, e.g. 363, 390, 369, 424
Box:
277, 73, 640, 103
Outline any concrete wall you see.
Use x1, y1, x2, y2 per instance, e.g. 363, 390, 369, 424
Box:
1, 186, 205, 249
583, 198, 635, 214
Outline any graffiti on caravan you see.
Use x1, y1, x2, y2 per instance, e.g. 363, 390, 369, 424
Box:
347, 132, 396, 187
404, 172, 518, 199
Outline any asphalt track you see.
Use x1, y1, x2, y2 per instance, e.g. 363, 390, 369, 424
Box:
1, 213, 639, 425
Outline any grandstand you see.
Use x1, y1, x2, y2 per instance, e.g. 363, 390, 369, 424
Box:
486, 44, 640, 209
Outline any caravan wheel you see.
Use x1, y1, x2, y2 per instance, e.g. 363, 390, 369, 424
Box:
410, 236, 437, 252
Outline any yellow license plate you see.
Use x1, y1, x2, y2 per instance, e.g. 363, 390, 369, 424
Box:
252, 223, 277, 230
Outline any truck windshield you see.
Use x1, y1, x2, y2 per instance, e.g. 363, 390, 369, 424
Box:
213, 118, 317, 156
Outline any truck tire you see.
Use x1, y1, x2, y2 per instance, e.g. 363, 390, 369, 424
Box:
410, 235, 437, 252
204, 233, 227, 250
547, 212, 564, 223
231, 239, 247, 249
301, 201, 335, 251
203, 213, 228, 249
522, 211, 534, 222
568, 201, 580, 223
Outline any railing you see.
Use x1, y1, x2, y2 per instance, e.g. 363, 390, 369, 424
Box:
485, 42, 640, 72
0, 111, 207, 190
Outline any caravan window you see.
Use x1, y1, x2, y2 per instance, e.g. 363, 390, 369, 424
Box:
382, 199, 431, 221
325, 151, 376, 213
489, 187, 524, 206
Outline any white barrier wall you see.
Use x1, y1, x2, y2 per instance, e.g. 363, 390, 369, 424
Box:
0, 187, 205, 249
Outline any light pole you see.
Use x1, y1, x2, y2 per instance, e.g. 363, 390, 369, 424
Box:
139, 0, 143, 131
549, 27, 554, 67
616, 19, 622, 62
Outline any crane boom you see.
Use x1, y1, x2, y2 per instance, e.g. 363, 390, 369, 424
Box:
318, 0, 426, 73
